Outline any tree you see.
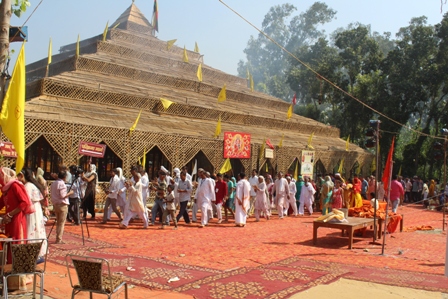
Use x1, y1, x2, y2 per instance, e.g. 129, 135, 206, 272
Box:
0, 0, 30, 101
237, 2, 336, 101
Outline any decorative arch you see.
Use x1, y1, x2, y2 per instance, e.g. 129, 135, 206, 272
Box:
259, 159, 274, 178
25, 135, 62, 180
143, 146, 172, 180
79, 141, 123, 181
186, 150, 214, 176
314, 159, 326, 178
287, 158, 300, 177
230, 159, 245, 176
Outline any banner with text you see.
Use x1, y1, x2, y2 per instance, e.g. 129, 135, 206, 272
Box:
78, 141, 106, 158
301, 150, 315, 178
0, 142, 17, 158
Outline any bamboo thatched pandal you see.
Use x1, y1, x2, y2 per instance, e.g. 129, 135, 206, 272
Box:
1, 3, 373, 184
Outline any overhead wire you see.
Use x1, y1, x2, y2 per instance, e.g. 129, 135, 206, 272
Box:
218, 0, 445, 141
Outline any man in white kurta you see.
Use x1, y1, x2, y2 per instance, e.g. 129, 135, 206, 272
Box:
299, 176, 316, 216
195, 170, 215, 227
120, 173, 148, 228
285, 175, 298, 216
248, 170, 259, 216
235, 172, 251, 226
272, 172, 290, 219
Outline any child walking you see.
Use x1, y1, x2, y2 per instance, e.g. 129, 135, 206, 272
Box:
161, 184, 178, 230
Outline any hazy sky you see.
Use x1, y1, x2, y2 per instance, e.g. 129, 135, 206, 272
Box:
10, 0, 445, 75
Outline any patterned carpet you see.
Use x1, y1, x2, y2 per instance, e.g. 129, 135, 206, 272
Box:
47, 204, 448, 298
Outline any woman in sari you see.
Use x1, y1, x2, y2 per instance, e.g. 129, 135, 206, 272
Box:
352, 175, 363, 208
17, 168, 48, 258
332, 180, 343, 209
320, 176, 334, 215
0, 168, 32, 240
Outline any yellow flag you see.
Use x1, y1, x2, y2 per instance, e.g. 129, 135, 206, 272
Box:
47, 38, 52, 65
218, 84, 226, 102
294, 160, 299, 181
183, 46, 189, 63
250, 74, 254, 91
214, 115, 222, 138
278, 134, 284, 148
398, 165, 402, 177
129, 109, 142, 136
76, 34, 80, 57
219, 158, 232, 174
0, 43, 26, 173
167, 39, 177, 50
259, 139, 265, 158
370, 158, 376, 173
307, 132, 314, 149
246, 68, 250, 80
356, 163, 362, 175
345, 135, 350, 151
194, 41, 199, 53
287, 104, 293, 120
265, 162, 269, 173
197, 63, 203, 82
102, 21, 109, 42
112, 22, 120, 29
337, 158, 344, 173
138, 155, 142, 165
142, 148, 146, 168
160, 98, 174, 110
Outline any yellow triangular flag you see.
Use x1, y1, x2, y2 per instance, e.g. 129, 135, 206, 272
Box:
47, 38, 52, 65
167, 39, 177, 50
265, 162, 269, 173
160, 98, 174, 110
197, 63, 203, 82
250, 74, 254, 91
129, 109, 142, 136
76, 34, 80, 57
142, 148, 146, 168
194, 41, 199, 53
307, 132, 314, 149
278, 134, 284, 148
294, 159, 299, 181
287, 104, 293, 120
214, 115, 222, 138
345, 135, 350, 151
112, 22, 120, 29
0, 43, 26, 173
246, 68, 250, 80
183, 46, 189, 63
218, 84, 226, 102
337, 158, 344, 174
219, 158, 232, 174
138, 155, 142, 165
102, 21, 109, 42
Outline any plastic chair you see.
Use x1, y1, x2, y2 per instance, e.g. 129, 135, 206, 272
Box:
0, 238, 48, 299
65, 254, 128, 299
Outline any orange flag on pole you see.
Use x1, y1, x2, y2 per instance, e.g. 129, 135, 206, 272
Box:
382, 136, 395, 194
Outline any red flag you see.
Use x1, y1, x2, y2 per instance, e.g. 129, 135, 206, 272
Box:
382, 136, 395, 193
292, 93, 297, 105
266, 139, 274, 149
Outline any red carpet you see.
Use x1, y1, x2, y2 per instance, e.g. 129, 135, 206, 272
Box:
47, 204, 448, 298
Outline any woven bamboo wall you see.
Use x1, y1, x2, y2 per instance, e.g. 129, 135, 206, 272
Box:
28, 78, 339, 138
0, 118, 372, 178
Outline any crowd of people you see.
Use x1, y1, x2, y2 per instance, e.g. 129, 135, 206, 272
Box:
2, 163, 445, 245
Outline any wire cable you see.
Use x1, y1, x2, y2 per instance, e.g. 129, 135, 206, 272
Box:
218, 0, 445, 141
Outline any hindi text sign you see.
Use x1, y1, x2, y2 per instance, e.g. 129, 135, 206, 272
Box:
78, 141, 106, 158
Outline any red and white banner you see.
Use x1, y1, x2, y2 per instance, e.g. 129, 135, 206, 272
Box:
78, 141, 106, 158
0, 142, 17, 158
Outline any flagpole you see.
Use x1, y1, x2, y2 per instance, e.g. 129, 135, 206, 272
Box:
381, 161, 393, 255
373, 121, 380, 242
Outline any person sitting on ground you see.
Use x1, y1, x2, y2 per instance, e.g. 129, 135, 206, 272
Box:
161, 184, 178, 230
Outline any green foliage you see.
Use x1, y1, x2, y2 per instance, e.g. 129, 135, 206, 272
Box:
11, 0, 31, 17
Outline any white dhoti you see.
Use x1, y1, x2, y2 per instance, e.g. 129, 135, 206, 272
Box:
200, 200, 211, 226
276, 194, 286, 218
235, 198, 250, 225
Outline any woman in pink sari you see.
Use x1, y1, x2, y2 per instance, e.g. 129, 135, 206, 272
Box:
0, 168, 32, 240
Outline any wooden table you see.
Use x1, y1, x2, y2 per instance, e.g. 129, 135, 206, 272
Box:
313, 217, 376, 249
